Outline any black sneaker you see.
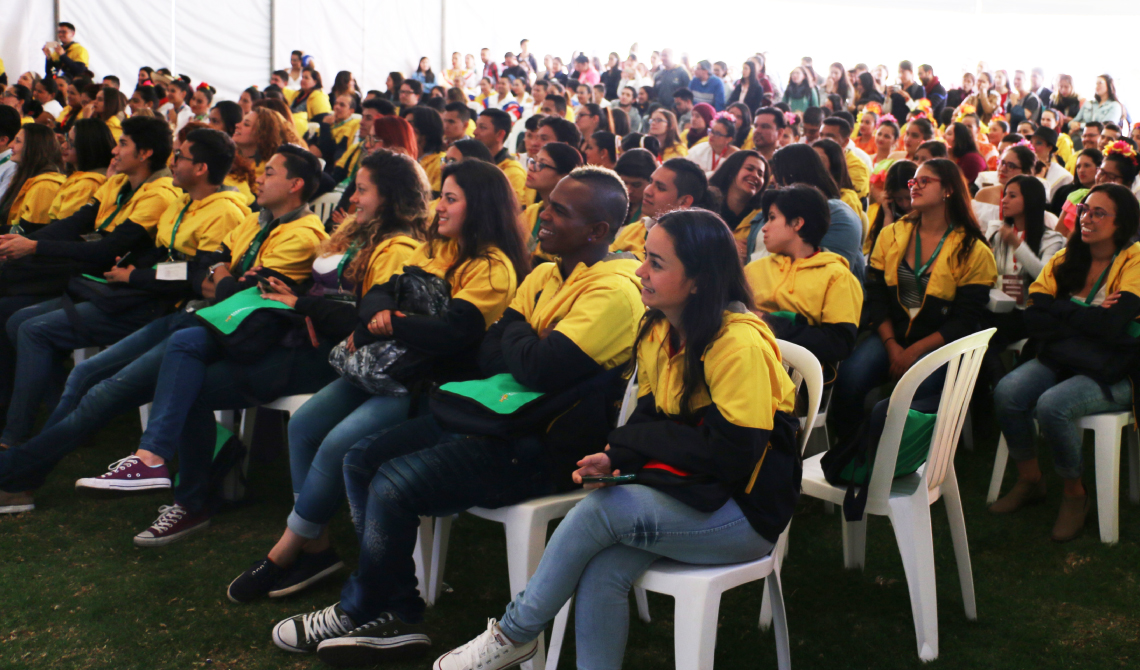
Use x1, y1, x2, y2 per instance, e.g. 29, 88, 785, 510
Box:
272, 602, 356, 653
269, 548, 345, 598
227, 558, 287, 604
316, 612, 432, 667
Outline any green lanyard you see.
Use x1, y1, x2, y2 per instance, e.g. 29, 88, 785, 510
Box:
234, 225, 274, 275
627, 204, 641, 225
336, 242, 361, 286
913, 227, 951, 278
1072, 251, 1119, 306
165, 201, 192, 260
97, 183, 133, 232
0, 155, 9, 167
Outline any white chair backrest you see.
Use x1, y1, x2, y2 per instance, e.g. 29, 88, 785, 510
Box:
311, 192, 341, 223
775, 339, 824, 456
617, 365, 639, 428
868, 328, 994, 503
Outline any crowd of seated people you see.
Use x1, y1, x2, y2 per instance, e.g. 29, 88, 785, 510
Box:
3, 22, 1140, 669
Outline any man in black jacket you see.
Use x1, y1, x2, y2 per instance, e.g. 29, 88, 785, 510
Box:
918, 64, 947, 121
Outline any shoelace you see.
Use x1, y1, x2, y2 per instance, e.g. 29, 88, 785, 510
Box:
302, 605, 352, 643
351, 612, 394, 633
102, 455, 141, 476
455, 619, 508, 666
150, 505, 186, 532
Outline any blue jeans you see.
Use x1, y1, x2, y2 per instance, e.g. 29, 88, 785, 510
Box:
497, 485, 774, 670
0, 294, 53, 407
339, 415, 553, 625
285, 377, 411, 540
3, 297, 166, 445
830, 333, 947, 443
994, 359, 1132, 479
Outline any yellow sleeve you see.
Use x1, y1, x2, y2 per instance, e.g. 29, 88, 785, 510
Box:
705, 339, 778, 430
869, 223, 892, 271
499, 160, 527, 207
636, 343, 653, 398
50, 176, 103, 220
507, 265, 548, 319
453, 254, 518, 328
258, 228, 328, 282
1115, 256, 1140, 297
846, 152, 870, 198
129, 188, 181, 234
366, 240, 418, 290
185, 206, 246, 255
957, 238, 998, 287
1029, 250, 1062, 296
281, 88, 298, 105
550, 283, 643, 368
820, 269, 864, 325
19, 179, 64, 224
420, 153, 443, 194
308, 91, 332, 118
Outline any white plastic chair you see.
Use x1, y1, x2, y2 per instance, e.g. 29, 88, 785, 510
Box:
800, 328, 993, 662
311, 191, 341, 223
219, 395, 313, 501
418, 368, 641, 670
988, 411, 1138, 544
626, 339, 822, 670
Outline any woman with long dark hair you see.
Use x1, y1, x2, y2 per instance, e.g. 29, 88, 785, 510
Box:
825, 62, 851, 105
290, 68, 332, 123
647, 108, 686, 161
709, 150, 768, 247
727, 60, 763, 112
831, 158, 995, 443
991, 184, 1140, 542
725, 102, 753, 149
0, 125, 64, 232
438, 207, 800, 670
1071, 74, 1122, 126
783, 66, 819, 114
93, 87, 128, 141
812, 138, 869, 235
973, 144, 1037, 225
854, 72, 884, 110
49, 118, 113, 222
583, 130, 617, 170
944, 121, 987, 183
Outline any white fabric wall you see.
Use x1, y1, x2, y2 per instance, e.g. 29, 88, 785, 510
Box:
0, 0, 56, 85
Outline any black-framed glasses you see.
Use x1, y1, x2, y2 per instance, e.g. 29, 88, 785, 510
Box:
527, 157, 556, 172
907, 176, 942, 189
172, 150, 199, 163
1076, 203, 1111, 221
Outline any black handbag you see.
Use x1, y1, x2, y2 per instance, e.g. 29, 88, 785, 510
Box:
66, 274, 159, 313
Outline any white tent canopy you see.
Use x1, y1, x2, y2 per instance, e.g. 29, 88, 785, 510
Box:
2, 0, 1139, 107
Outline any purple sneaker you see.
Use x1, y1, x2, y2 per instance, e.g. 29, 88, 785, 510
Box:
76, 456, 172, 491
133, 504, 210, 547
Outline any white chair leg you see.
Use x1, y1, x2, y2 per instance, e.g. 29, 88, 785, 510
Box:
413, 517, 435, 605
544, 596, 573, 670
888, 494, 939, 662
941, 465, 977, 620
428, 515, 455, 605
986, 434, 1010, 504
671, 588, 723, 670
1128, 426, 1139, 505
218, 409, 238, 434
841, 516, 867, 570
766, 570, 792, 670
635, 586, 651, 623
1093, 424, 1123, 545
760, 527, 790, 631
502, 515, 550, 670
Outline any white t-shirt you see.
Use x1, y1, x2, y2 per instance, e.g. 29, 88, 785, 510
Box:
0, 149, 17, 202
42, 99, 64, 118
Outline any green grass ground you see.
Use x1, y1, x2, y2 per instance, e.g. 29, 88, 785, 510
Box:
2, 406, 1139, 670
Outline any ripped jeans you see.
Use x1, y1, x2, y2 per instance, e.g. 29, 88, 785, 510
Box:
497, 485, 773, 670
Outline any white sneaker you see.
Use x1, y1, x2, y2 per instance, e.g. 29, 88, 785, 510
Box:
433, 618, 538, 670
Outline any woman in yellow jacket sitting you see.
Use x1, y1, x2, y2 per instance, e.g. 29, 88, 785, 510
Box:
991, 184, 1140, 541
647, 109, 687, 162
745, 184, 863, 380
830, 158, 996, 442
0, 124, 65, 232
50, 119, 114, 222
708, 150, 768, 252
290, 68, 332, 124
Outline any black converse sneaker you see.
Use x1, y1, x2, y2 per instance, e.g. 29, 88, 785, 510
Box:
316, 611, 432, 666
227, 558, 287, 604
272, 603, 356, 653
433, 618, 538, 670
269, 548, 344, 598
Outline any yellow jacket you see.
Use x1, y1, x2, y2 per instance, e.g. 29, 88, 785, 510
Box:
51, 42, 89, 66
732, 207, 764, 245
105, 115, 122, 142
362, 235, 421, 290
7, 172, 66, 226
306, 91, 332, 119
330, 117, 360, 146
49, 170, 106, 221
419, 151, 444, 195
610, 218, 648, 259
661, 142, 688, 161
93, 170, 182, 235
845, 149, 870, 198
224, 211, 329, 282
223, 174, 256, 207
1056, 132, 1074, 165
497, 155, 528, 208
404, 238, 519, 328
510, 254, 644, 371
155, 190, 250, 257
1030, 243, 1140, 299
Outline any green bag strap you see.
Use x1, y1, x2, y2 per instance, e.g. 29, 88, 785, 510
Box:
233, 224, 275, 275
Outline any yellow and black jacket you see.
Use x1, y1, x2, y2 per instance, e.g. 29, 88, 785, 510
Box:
478, 253, 644, 486
745, 251, 862, 371
866, 215, 996, 346
419, 151, 444, 197
606, 307, 802, 543
191, 205, 329, 302
48, 169, 107, 222
355, 238, 520, 380
31, 168, 181, 272
610, 218, 649, 259
494, 149, 528, 209
1025, 243, 1140, 384
46, 41, 89, 78
6, 171, 66, 228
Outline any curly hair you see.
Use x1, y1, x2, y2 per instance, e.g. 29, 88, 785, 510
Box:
245, 106, 295, 163
324, 149, 431, 285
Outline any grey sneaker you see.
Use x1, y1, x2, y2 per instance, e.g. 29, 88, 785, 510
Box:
272, 602, 355, 653
433, 618, 538, 670
0, 489, 34, 514
316, 611, 432, 667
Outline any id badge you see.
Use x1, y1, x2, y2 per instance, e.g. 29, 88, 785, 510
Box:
1001, 274, 1025, 306
80, 233, 103, 242
156, 262, 188, 281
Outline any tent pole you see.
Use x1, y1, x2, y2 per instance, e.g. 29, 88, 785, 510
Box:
270, 0, 277, 78
440, 0, 447, 74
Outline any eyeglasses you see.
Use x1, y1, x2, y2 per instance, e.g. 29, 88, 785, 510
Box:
708, 130, 732, 138
907, 176, 942, 190
364, 135, 382, 147
527, 157, 556, 172
648, 117, 667, 125
998, 160, 1021, 172
1076, 203, 1111, 221
171, 150, 199, 163
1097, 168, 1125, 184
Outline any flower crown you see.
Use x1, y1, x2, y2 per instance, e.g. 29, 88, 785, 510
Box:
1013, 139, 1034, 151
869, 170, 889, 189
1104, 140, 1140, 166
783, 111, 800, 127
914, 98, 932, 113
863, 101, 882, 115
955, 104, 977, 122
877, 114, 898, 127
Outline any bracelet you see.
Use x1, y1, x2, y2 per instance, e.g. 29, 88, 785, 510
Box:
883, 336, 896, 345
